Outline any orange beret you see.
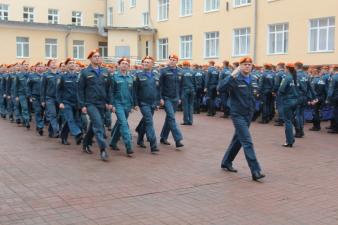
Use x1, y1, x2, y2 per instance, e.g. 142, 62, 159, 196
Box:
169, 54, 178, 60
35, 62, 43, 67
65, 57, 74, 65
21, 60, 27, 65
141, 56, 154, 63
208, 60, 215, 66
117, 57, 130, 65
294, 61, 303, 67
322, 65, 329, 70
87, 49, 100, 59
76, 61, 85, 67
239, 57, 253, 64
46, 59, 54, 67
286, 63, 295, 68
332, 65, 338, 70
7, 64, 12, 68
13, 63, 18, 67
277, 62, 285, 66
182, 61, 191, 67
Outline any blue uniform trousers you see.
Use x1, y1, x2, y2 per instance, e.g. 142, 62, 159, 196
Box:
276, 95, 284, 121
295, 105, 305, 130
160, 98, 183, 142
194, 88, 203, 113
207, 86, 217, 115
261, 92, 273, 121
110, 105, 132, 150
6, 97, 13, 118
221, 113, 261, 174
31, 97, 44, 129
45, 98, 59, 136
0, 95, 6, 115
283, 102, 297, 144
18, 95, 29, 124
83, 104, 107, 150
136, 105, 157, 149
60, 104, 82, 140
182, 90, 194, 124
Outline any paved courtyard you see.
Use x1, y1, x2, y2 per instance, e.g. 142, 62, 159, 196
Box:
0, 110, 338, 225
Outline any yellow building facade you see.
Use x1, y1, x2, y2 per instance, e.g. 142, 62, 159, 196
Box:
0, 0, 337, 65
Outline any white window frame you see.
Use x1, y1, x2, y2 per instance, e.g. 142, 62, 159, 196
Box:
72, 11, 82, 26
267, 23, 288, 55
233, 0, 252, 8
309, 17, 335, 53
48, 9, 59, 24
0, 4, 9, 21
204, 0, 220, 13
142, 12, 149, 26
204, 31, 219, 58
157, 0, 169, 22
45, 38, 58, 59
157, 38, 168, 60
108, 7, 113, 26
16, 37, 29, 58
23, 7, 34, 22
73, 40, 85, 60
233, 27, 250, 57
118, 0, 125, 14
180, 0, 192, 17
94, 13, 104, 27
130, 0, 136, 8
180, 35, 192, 59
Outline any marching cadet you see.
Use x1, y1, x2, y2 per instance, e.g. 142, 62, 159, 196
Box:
204, 61, 219, 116
274, 62, 287, 126
309, 67, 326, 131
14, 61, 30, 129
219, 60, 231, 118
180, 61, 196, 125
322, 65, 335, 130
6, 64, 19, 123
219, 57, 265, 182
56, 58, 83, 145
278, 63, 301, 148
109, 57, 136, 156
259, 64, 275, 124
27, 62, 44, 135
78, 49, 112, 161
41, 59, 60, 138
134, 56, 160, 153
0, 65, 7, 118
159, 54, 184, 149
327, 65, 338, 134
192, 64, 204, 114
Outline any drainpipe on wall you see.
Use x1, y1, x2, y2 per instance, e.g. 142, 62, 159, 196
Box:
253, 0, 258, 63
65, 25, 72, 59
148, 0, 156, 59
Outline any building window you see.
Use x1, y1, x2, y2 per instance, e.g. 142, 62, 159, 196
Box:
16, 37, 29, 58
309, 17, 335, 52
118, 0, 125, 14
48, 9, 58, 24
180, 0, 192, 17
108, 7, 113, 26
45, 39, 57, 59
99, 42, 108, 57
204, 32, 219, 58
130, 0, 136, 7
158, 38, 168, 60
73, 40, 84, 59
142, 12, 149, 26
145, 41, 150, 56
23, 7, 34, 22
180, 35, 192, 59
72, 11, 82, 26
233, 0, 251, 8
115, 46, 130, 57
268, 23, 288, 54
94, 13, 104, 26
204, 0, 220, 12
157, 0, 169, 21
0, 4, 9, 21
233, 27, 250, 56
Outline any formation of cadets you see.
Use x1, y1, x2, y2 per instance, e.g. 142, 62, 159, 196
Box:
0, 49, 338, 163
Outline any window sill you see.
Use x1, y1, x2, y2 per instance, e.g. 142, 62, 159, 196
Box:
16, 56, 30, 59
179, 14, 192, 18
267, 52, 288, 56
308, 50, 335, 54
233, 4, 251, 9
204, 9, 220, 14
232, 54, 249, 57
204, 56, 219, 59
157, 19, 168, 22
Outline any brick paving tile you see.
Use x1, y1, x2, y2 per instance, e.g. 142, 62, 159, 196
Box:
0, 110, 338, 225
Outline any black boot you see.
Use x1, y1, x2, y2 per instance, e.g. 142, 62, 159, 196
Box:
100, 149, 109, 161
294, 129, 302, 138
75, 133, 83, 145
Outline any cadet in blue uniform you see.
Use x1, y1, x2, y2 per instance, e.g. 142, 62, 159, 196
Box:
219, 57, 265, 182
309, 67, 326, 131
219, 61, 231, 118
180, 61, 196, 125
27, 62, 44, 135
6, 64, 17, 122
322, 66, 335, 130
159, 54, 184, 149
259, 64, 275, 123
192, 64, 204, 114
134, 56, 160, 153
78, 49, 113, 161
109, 57, 136, 156
56, 58, 83, 145
14, 61, 30, 129
0, 65, 7, 118
204, 61, 219, 116
274, 62, 287, 126
327, 66, 338, 134
278, 63, 301, 147
41, 59, 60, 138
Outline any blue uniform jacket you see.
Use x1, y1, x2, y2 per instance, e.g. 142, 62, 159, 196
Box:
110, 71, 135, 108
311, 76, 327, 102
56, 72, 79, 107
193, 69, 205, 90
14, 72, 29, 97
180, 68, 196, 98
259, 70, 275, 94
134, 69, 160, 107
205, 66, 219, 88
327, 73, 338, 103
159, 66, 182, 100
41, 71, 60, 102
278, 74, 301, 105
27, 73, 43, 98
218, 73, 259, 116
